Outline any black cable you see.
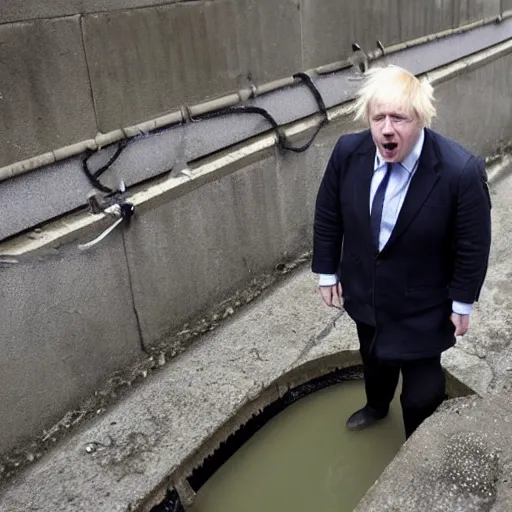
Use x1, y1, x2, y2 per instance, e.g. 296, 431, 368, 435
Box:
82, 73, 329, 191
282, 72, 328, 153
82, 148, 114, 194
82, 130, 164, 194
191, 73, 328, 154
93, 140, 128, 180
190, 105, 288, 148
293, 72, 328, 115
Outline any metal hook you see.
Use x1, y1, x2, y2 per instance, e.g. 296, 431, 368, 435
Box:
349, 42, 368, 74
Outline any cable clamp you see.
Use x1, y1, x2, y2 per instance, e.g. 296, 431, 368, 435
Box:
78, 181, 135, 251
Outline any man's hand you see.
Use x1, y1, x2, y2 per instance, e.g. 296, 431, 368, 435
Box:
450, 313, 470, 336
319, 282, 343, 309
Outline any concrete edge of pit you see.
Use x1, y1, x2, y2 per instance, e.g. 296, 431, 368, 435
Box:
141, 351, 476, 512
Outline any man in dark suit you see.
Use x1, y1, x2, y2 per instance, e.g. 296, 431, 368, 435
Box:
312, 65, 491, 439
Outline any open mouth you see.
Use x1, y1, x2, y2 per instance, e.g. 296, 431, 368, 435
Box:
383, 143, 398, 150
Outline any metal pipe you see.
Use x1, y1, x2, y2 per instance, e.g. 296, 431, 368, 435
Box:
1, 14, 507, 184
1, 38, 510, 258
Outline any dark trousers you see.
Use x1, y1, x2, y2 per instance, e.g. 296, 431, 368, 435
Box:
357, 323, 446, 439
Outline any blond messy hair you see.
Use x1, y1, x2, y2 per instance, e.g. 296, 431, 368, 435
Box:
352, 65, 436, 127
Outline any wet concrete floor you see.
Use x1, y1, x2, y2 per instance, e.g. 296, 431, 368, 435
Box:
189, 380, 404, 512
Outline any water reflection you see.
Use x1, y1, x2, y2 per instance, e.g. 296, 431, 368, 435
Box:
190, 380, 404, 512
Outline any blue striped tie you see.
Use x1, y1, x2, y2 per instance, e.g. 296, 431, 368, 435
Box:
371, 162, 393, 251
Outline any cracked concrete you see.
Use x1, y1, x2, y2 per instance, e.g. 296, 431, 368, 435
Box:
356, 162, 512, 511
2, 163, 511, 510
441, 162, 512, 395
0, 265, 349, 512
0, 146, 510, 510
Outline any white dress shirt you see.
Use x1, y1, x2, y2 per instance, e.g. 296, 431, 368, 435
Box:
317, 130, 472, 315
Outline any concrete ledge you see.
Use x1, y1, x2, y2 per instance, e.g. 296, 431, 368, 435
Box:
0, 267, 346, 511
0, 232, 143, 457
0, 24, 510, 242
0, 265, 479, 512
0, 37, 510, 247
355, 394, 510, 511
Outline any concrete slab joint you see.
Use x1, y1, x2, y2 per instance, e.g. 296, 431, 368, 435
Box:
2, 246, 512, 511
0, 9, 511, 179
0, 15, 97, 168
0, 8, 510, 512
0, 22, 510, 245
0, 235, 143, 458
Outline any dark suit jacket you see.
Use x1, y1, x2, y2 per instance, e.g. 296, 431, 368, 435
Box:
312, 128, 492, 360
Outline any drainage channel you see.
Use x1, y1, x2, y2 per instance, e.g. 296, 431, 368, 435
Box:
150, 366, 414, 511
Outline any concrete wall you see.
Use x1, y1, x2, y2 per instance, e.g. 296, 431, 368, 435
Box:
432, 54, 512, 157
82, 0, 303, 132
0, 17, 97, 170
0, 0, 504, 167
1, 0, 502, 24
0, 234, 143, 455
123, 120, 356, 345
2, 17, 510, 243
0, 49, 511, 456
127, 51, 512, 347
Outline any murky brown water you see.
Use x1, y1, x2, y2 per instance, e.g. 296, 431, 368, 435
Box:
189, 380, 404, 512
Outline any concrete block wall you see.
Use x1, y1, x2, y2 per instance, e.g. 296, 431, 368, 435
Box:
0, 17, 97, 170
1, 48, 511, 456
123, 120, 357, 345
432, 53, 512, 156
0, 233, 143, 455
82, 0, 303, 132
126, 52, 512, 349
0, 0, 504, 167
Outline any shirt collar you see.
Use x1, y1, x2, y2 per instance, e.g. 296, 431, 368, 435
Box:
374, 128, 425, 173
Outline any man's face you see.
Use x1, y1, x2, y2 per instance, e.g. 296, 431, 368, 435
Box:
368, 101, 423, 162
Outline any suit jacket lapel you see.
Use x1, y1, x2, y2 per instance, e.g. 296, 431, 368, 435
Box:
353, 134, 376, 246
382, 129, 441, 252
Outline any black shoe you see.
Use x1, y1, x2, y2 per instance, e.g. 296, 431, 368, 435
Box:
346, 406, 387, 431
